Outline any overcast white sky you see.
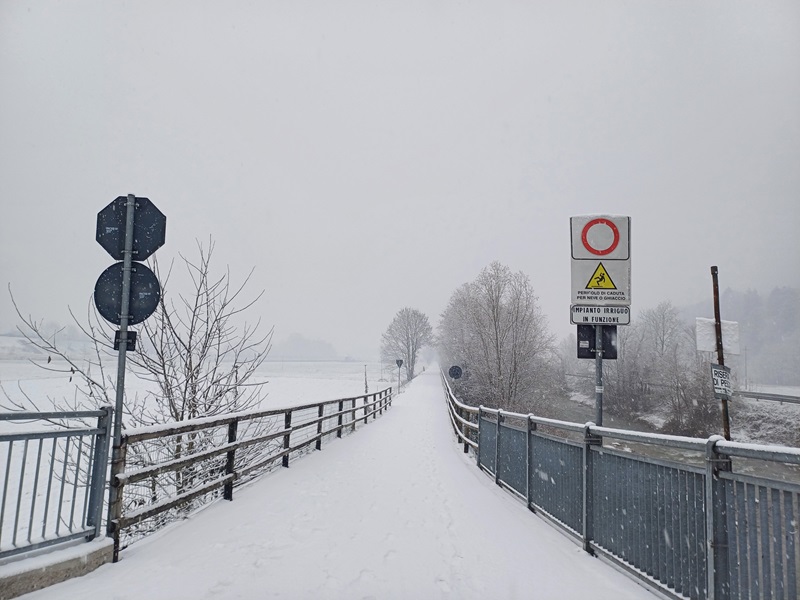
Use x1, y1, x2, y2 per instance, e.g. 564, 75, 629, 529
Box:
1, 1, 798, 360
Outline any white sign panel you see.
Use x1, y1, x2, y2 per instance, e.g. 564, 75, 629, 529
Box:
571, 215, 630, 260
571, 260, 631, 306
571, 305, 631, 325
570, 215, 631, 309
710, 363, 732, 400
695, 318, 741, 355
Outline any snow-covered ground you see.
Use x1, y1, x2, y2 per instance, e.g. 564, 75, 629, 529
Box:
18, 370, 652, 599
0, 358, 398, 551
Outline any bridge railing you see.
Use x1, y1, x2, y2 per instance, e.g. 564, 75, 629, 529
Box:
108, 388, 392, 561
439, 371, 800, 600
0, 407, 112, 561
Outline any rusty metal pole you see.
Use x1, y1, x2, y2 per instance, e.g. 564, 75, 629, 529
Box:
711, 266, 731, 440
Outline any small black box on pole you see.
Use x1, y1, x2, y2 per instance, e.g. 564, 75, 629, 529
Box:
114, 330, 137, 351
577, 325, 617, 359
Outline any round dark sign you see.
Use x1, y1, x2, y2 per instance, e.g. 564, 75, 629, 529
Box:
448, 365, 463, 379
94, 262, 161, 325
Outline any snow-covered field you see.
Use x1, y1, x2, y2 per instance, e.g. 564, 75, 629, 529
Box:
16, 371, 652, 600
0, 358, 396, 419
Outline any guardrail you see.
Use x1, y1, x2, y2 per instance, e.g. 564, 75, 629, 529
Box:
108, 388, 392, 561
736, 390, 800, 406
439, 371, 800, 600
0, 407, 112, 561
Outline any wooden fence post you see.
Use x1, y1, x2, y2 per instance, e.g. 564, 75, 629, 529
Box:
316, 405, 324, 450
282, 410, 292, 468
108, 436, 128, 563
224, 420, 238, 500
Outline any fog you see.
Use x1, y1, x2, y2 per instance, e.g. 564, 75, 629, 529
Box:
1, 1, 798, 360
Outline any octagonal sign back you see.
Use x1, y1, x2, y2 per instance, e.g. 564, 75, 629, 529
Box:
96, 196, 166, 261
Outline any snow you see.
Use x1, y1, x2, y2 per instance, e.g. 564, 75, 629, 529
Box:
695, 318, 740, 355
18, 371, 652, 599
0, 538, 112, 578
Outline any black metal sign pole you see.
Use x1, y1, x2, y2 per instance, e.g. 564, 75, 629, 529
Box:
107, 194, 136, 549
594, 324, 604, 427
711, 266, 731, 440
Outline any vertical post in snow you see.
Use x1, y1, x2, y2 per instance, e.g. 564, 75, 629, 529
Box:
711, 266, 731, 441
107, 194, 136, 542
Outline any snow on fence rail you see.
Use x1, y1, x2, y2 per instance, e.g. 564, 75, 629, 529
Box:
108, 387, 393, 561
439, 370, 800, 600
0, 407, 112, 561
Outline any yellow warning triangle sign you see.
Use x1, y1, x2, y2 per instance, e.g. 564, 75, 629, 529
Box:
585, 262, 617, 289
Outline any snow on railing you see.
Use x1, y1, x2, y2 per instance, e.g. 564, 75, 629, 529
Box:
439, 371, 478, 453
108, 388, 393, 561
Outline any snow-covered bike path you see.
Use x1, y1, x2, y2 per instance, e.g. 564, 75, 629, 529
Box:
23, 370, 652, 599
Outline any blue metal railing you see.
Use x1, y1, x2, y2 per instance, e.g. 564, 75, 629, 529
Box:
0, 407, 112, 560
441, 370, 800, 600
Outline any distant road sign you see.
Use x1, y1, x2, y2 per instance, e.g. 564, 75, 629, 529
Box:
571, 305, 630, 325
570, 215, 631, 309
94, 263, 161, 325
448, 365, 463, 379
396, 359, 403, 368
96, 196, 166, 261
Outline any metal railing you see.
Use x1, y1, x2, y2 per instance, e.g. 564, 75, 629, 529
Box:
0, 407, 112, 560
440, 371, 800, 600
108, 388, 393, 561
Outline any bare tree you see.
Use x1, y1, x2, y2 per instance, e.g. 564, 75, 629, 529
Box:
438, 262, 556, 412
601, 300, 717, 436
380, 308, 433, 382
7, 240, 274, 493
7, 239, 272, 423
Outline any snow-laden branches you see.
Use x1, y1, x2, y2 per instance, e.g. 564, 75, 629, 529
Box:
438, 262, 557, 413
380, 307, 433, 382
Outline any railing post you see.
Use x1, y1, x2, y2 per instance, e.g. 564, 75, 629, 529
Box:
476, 407, 482, 468
352, 398, 357, 433
282, 410, 292, 468
87, 405, 113, 540
495, 411, 502, 485
363, 396, 369, 424
705, 435, 732, 600
582, 422, 600, 555
461, 408, 469, 453
337, 400, 343, 439
526, 415, 535, 513
224, 419, 238, 501
107, 433, 128, 562
316, 405, 324, 450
